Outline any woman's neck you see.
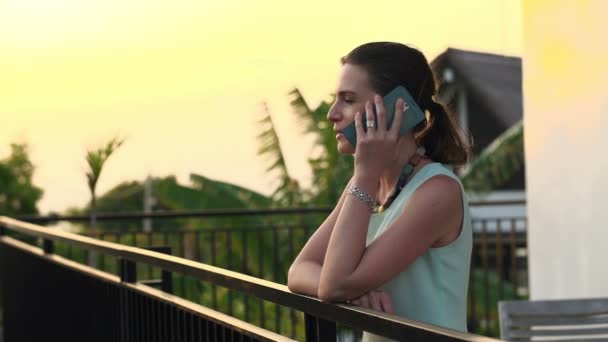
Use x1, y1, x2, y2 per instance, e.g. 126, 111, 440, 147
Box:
377, 141, 430, 204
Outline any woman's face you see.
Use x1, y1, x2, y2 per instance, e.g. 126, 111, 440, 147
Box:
327, 63, 377, 154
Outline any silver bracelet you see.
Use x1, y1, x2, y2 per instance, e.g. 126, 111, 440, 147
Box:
347, 185, 377, 210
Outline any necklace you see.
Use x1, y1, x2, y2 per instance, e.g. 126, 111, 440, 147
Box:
374, 149, 426, 214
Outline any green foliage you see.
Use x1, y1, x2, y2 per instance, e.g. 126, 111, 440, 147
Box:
468, 269, 525, 337
78, 174, 273, 232
461, 120, 524, 193
188, 174, 272, 209
0, 143, 43, 216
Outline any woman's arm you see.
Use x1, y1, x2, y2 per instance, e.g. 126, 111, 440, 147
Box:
286, 261, 322, 297
287, 178, 353, 296
318, 175, 463, 302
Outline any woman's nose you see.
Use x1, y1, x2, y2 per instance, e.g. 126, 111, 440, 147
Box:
327, 104, 342, 123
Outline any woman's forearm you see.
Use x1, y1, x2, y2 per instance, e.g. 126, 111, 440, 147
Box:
287, 260, 322, 297
318, 174, 377, 301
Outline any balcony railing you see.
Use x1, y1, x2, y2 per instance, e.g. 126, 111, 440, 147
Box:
16, 199, 527, 337
0, 216, 501, 341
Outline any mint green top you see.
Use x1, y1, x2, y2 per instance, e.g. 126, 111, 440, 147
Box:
363, 163, 472, 341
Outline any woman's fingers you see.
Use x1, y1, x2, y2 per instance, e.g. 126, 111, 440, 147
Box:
348, 291, 395, 315
373, 95, 387, 132
365, 100, 375, 134
359, 293, 370, 308
379, 291, 396, 315
369, 291, 383, 312
354, 111, 364, 143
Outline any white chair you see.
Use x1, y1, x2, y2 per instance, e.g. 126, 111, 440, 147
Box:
498, 297, 608, 341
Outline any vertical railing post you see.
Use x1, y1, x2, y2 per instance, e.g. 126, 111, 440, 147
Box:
273, 226, 280, 332
481, 219, 490, 335
39, 225, 53, 255
305, 314, 337, 342
317, 317, 337, 342
143, 246, 173, 294
227, 230, 233, 316
42, 238, 54, 254
158, 247, 173, 294
119, 258, 136, 342
119, 258, 136, 283
305, 313, 319, 342
496, 219, 504, 301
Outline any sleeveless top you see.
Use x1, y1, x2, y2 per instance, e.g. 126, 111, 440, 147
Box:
362, 163, 472, 342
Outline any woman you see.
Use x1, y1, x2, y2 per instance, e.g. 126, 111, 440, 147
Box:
287, 42, 473, 339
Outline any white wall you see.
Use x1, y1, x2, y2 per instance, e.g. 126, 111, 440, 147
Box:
523, 0, 608, 299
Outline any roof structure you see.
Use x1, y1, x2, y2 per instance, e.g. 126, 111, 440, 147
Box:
432, 48, 523, 129
431, 48, 525, 191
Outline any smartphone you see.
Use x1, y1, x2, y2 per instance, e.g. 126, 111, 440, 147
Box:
341, 86, 426, 147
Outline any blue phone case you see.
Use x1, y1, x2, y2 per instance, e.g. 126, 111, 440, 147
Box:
342, 86, 426, 147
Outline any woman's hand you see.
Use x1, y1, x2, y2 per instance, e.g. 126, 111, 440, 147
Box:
353, 95, 405, 182
348, 290, 395, 315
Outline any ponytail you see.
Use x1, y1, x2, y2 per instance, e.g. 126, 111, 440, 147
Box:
415, 100, 471, 166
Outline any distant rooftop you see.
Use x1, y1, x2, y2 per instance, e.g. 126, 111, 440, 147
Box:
432, 48, 523, 129
432, 48, 525, 191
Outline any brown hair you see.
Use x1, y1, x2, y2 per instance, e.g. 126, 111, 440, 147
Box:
341, 42, 471, 166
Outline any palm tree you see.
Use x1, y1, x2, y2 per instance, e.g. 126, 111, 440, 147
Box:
86, 137, 125, 230
85, 137, 124, 266
287, 88, 353, 205
256, 89, 353, 209
256, 102, 305, 208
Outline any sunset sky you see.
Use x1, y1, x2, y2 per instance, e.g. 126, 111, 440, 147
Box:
0, 0, 523, 213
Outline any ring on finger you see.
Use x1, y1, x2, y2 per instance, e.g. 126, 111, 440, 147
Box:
366, 120, 377, 128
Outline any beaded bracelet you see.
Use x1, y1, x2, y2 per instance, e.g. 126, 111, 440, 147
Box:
346, 185, 377, 211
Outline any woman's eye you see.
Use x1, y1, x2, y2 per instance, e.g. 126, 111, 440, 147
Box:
344, 99, 355, 104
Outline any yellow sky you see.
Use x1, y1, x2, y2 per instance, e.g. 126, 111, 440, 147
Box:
0, 0, 523, 213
